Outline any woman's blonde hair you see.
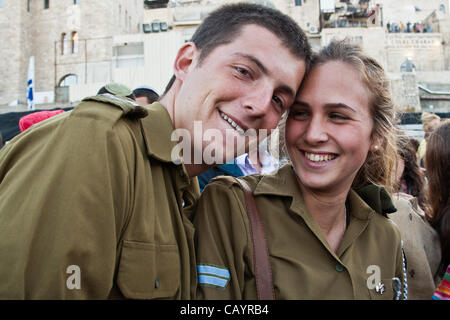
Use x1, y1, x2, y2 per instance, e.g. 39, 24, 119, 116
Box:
311, 40, 398, 193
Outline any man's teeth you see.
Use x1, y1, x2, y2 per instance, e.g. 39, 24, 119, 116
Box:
305, 152, 336, 162
220, 112, 245, 135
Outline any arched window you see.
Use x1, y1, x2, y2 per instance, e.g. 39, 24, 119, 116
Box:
58, 74, 78, 87
71, 31, 79, 54
439, 4, 445, 13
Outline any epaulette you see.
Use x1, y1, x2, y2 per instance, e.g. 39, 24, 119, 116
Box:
82, 93, 148, 119
356, 184, 397, 217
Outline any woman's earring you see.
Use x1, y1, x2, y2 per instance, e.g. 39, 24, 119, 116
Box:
373, 145, 379, 151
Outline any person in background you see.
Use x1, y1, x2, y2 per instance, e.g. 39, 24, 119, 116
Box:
433, 265, 450, 300
394, 135, 429, 212
19, 110, 64, 132
198, 138, 279, 192
425, 121, 450, 281
194, 40, 406, 300
133, 86, 160, 106
418, 112, 441, 167
390, 135, 441, 299
17, 83, 135, 133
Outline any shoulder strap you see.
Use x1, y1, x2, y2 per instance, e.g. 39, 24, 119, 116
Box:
236, 178, 275, 300
82, 93, 148, 119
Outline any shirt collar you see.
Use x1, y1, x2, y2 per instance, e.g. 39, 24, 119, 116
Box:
141, 102, 182, 164
253, 164, 375, 221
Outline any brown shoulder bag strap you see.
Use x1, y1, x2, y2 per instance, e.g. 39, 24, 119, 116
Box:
236, 178, 275, 300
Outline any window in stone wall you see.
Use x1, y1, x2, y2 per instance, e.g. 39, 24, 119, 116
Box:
27, 0, 31, 12
72, 32, 79, 54
113, 43, 144, 69
44, 0, 49, 9
61, 33, 69, 55
295, 0, 302, 6
0, 0, 3, 9
74, 0, 80, 4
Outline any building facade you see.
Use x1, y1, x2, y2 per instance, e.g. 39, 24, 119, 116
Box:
0, 0, 449, 112
0, 0, 143, 106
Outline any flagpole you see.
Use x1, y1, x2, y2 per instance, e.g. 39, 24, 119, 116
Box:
27, 56, 35, 110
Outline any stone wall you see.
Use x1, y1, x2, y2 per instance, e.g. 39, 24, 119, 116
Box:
0, 0, 143, 106
321, 27, 388, 68
386, 33, 445, 73
0, 0, 29, 105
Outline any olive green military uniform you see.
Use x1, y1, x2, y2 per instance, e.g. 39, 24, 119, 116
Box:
194, 164, 406, 300
0, 95, 199, 299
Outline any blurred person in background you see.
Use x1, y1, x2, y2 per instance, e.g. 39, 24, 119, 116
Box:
418, 112, 441, 167
425, 121, 450, 281
390, 134, 441, 299
198, 138, 279, 192
133, 86, 160, 106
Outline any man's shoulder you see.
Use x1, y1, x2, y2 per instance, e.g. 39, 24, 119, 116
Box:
73, 94, 148, 123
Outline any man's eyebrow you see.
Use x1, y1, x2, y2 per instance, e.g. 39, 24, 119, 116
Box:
232, 53, 268, 75
232, 53, 296, 98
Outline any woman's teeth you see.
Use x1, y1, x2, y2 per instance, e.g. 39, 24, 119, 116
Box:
305, 152, 336, 162
220, 111, 245, 135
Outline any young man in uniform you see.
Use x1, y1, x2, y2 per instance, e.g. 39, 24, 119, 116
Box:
0, 3, 311, 299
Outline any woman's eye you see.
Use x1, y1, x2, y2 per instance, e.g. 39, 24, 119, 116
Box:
330, 113, 349, 120
290, 109, 309, 118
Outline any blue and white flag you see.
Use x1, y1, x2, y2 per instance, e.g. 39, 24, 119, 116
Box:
27, 56, 35, 110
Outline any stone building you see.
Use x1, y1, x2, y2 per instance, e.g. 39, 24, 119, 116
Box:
0, 0, 143, 106
0, 0, 449, 112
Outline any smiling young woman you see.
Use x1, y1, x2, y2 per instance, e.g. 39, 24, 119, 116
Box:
194, 40, 406, 300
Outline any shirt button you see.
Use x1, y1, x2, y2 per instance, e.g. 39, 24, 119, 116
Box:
335, 264, 345, 272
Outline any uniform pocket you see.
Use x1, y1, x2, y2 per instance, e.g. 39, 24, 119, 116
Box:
368, 278, 396, 300
117, 240, 180, 299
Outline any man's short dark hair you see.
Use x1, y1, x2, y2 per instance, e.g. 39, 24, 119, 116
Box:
133, 87, 160, 104
163, 3, 312, 95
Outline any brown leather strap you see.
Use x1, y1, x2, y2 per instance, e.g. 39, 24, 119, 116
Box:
237, 178, 275, 300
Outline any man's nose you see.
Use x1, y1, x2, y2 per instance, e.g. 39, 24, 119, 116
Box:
242, 85, 273, 117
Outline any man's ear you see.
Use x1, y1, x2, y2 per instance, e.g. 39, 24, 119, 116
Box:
173, 42, 198, 82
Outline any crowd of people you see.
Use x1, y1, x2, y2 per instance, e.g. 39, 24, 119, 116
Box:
0, 3, 448, 301
386, 21, 432, 33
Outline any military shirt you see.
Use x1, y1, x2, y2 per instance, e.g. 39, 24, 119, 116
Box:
194, 164, 406, 300
0, 96, 199, 299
